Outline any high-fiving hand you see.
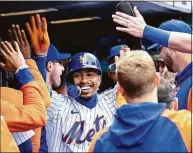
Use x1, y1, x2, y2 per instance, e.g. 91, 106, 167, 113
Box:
26, 14, 50, 56
112, 6, 146, 38
8, 24, 31, 59
0, 41, 25, 72
115, 46, 130, 68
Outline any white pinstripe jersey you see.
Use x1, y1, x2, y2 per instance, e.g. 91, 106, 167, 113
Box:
12, 130, 35, 145
45, 87, 117, 152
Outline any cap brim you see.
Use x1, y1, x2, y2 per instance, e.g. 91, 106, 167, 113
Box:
147, 43, 160, 51
57, 53, 71, 60
107, 53, 120, 61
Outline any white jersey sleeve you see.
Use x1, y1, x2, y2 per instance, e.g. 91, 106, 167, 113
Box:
99, 85, 117, 113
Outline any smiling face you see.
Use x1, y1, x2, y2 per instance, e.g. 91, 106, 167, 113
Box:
49, 61, 65, 88
72, 69, 101, 99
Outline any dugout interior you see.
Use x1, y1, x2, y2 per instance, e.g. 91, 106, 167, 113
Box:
0, 1, 192, 91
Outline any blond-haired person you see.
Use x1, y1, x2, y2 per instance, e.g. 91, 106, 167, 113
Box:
89, 51, 191, 152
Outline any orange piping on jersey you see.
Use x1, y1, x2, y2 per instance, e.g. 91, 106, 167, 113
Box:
88, 127, 108, 152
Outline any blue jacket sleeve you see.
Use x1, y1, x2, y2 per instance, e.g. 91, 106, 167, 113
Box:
33, 56, 47, 82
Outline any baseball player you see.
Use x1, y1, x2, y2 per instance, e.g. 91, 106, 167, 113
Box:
106, 45, 130, 107
112, 7, 192, 112
89, 50, 191, 152
0, 41, 46, 152
45, 52, 119, 152
24, 14, 80, 152
1, 16, 50, 152
107, 45, 128, 87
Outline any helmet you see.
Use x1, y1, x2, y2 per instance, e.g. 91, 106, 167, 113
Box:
67, 52, 102, 77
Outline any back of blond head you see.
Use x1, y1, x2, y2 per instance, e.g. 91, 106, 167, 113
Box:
116, 50, 156, 98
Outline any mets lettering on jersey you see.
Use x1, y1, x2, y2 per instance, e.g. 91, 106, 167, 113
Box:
62, 115, 107, 144
45, 88, 116, 152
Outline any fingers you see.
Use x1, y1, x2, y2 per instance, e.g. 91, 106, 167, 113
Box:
15, 25, 24, 43
42, 17, 47, 33
116, 27, 130, 33
5, 41, 15, 53
25, 22, 32, 35
0, 62, 5, 69
112, 14, 130, 25
11, 25, 19, 43
21, 30, 28, 44
133, 6, 143, 18
30, 15, 36, 31
35, 14, 41, 29
120, 49, 125, 58
0, 44, 7, 57
115, 11, 134, 21
113, 18, 127, 28
8, 29, 14, 45
0, 41, 12, 55
115, 55, 119, 65
13, 41, 20, 52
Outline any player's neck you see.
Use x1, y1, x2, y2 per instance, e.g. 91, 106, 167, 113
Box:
125, 89, 158, 104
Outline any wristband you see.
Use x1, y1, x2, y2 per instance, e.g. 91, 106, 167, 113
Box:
15, 68, 34, 88
143, 25, 171, 47
15, 64, 29, 74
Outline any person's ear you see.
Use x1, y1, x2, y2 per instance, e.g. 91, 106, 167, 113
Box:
118, 84, 126, 98
155, 72, 160, 88
46, 61, 53, 72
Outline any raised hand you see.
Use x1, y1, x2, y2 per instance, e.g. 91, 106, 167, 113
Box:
115, 46, 130, 67
0, 41, 25, 72
25, 14, 50, 56
112, 6, 146, 38
8, 24, 31, 59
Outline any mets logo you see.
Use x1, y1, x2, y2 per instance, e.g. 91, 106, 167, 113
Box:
79, 55, 87, 65
62, 115, 107, 144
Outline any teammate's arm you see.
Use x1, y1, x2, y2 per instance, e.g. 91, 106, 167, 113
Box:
112, 6, 192, 54
25, 14, 50, 152
26, 14, 50, 82
0, 41, 47, 131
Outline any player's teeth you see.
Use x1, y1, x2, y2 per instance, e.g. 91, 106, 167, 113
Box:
81, 86, 90, 90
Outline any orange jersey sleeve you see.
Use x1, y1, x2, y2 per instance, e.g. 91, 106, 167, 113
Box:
0, 116, 19, 152
116, 90, 127, 108
88, 127, 108, 152
1, 59, 51, 151
25, 59, 51, 108
26, 59, 51, 152
162, 109, 192, 152
0, 59, 50, 108
1, 81, 47, 132
1, 87, 23, 106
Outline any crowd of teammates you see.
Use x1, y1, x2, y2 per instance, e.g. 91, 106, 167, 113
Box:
0, 5, 192, 153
